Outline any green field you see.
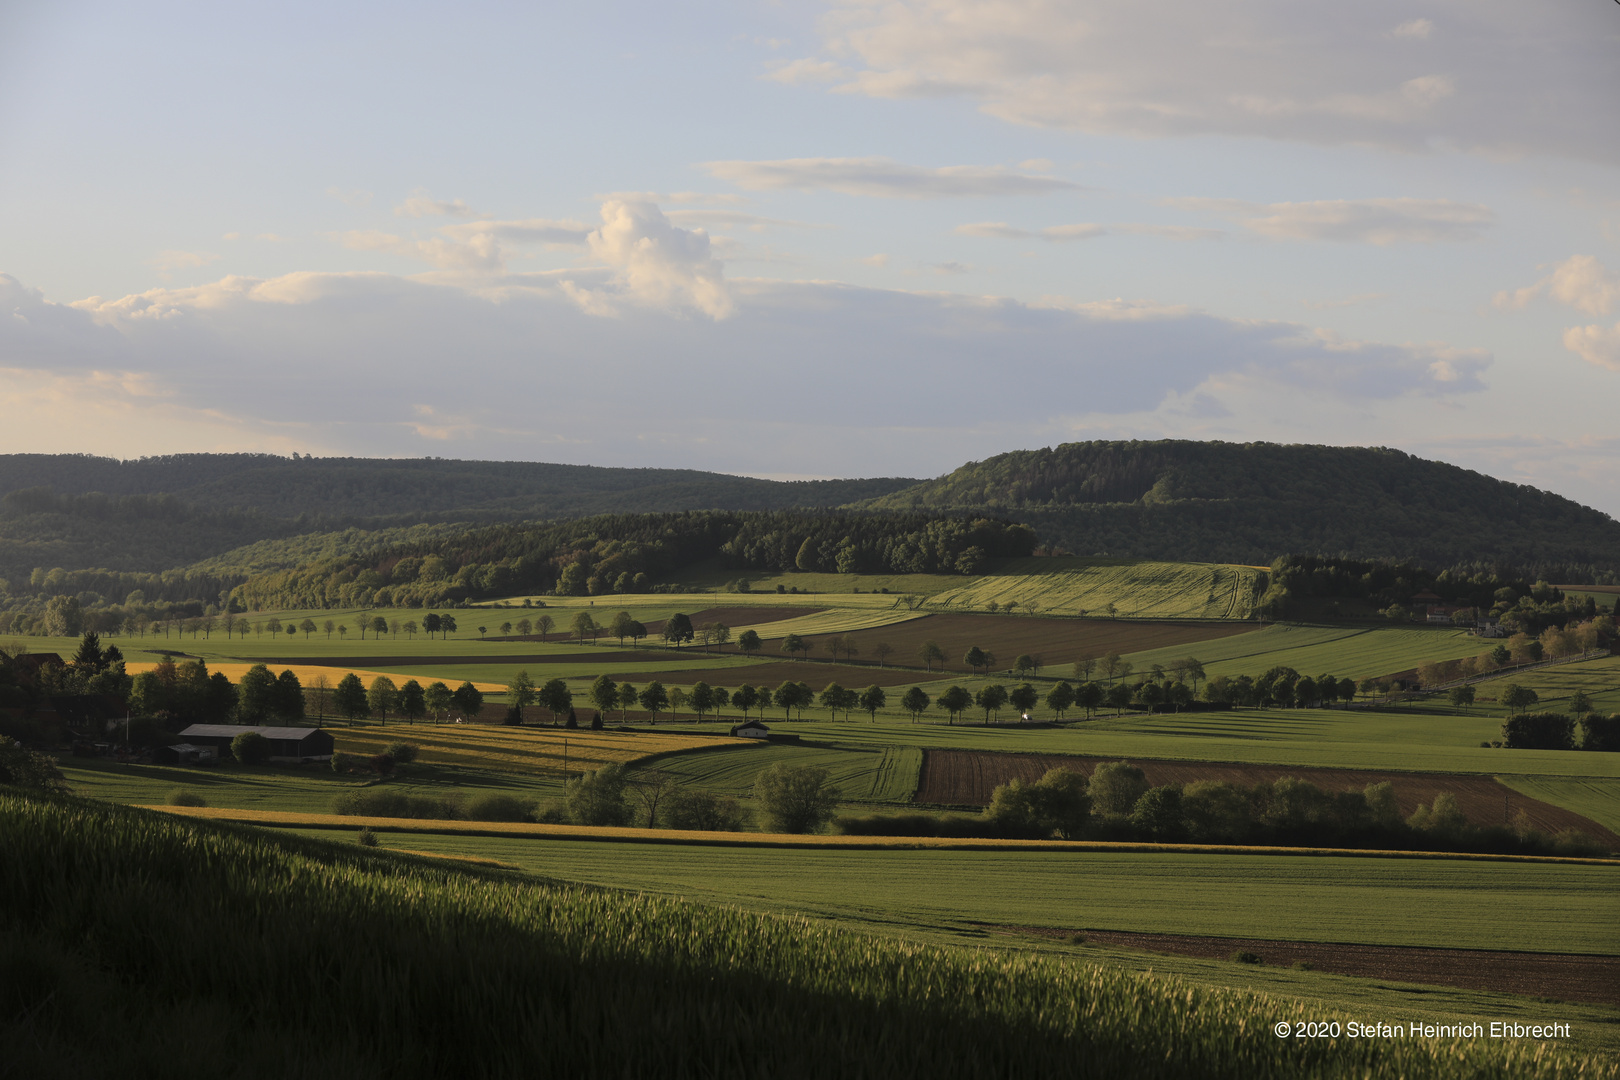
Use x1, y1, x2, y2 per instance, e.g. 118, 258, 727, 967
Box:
271, 829, 1619, 956
649, 742, 922, 803
928, 558, 1267, 620
1499, 776, 1620, 834
11, 792, 1610, 1078
1121, 623, 1484, 681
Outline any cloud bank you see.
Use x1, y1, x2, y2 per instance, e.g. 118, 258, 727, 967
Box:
779, 0, 1619, 162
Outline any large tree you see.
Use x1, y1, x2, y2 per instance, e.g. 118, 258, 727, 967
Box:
237, 663, 278, 725
857, 685, 886, 722
737, 629, 762, 655
507, 670, 537, 710
368, 676, 399, 723
638, 681, 669, 723
450, 681, 484, 718
975, 684, 1009, 724
662, 613, 694, 648
398, 679, 427, 724
538, 678, 573, 721
936, 685, 972, 724
423, 681, 454, 722
918, 641, 946, 672
752, 763, 841, 834
334, 673, 370, 724
900, 686, 930, 722
591, 674, 619, 718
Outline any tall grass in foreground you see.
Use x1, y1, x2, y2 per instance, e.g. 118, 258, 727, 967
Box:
0, 790, 1610, 1080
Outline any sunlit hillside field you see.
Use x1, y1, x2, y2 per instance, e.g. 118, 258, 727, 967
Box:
928, 558, 1267, 620
1498, 777, 1620, 835
10, 793, 1610, 1079
1122, 622, 1484, 681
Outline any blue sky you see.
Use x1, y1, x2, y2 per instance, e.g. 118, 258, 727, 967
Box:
3, 0, 1618, 512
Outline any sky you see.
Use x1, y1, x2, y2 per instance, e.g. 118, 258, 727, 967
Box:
2, 0, 1618, 513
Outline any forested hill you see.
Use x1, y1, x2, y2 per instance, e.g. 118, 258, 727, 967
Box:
0, 455, 919, 582
862, 441, 1620, 577
0, 454, 916, 520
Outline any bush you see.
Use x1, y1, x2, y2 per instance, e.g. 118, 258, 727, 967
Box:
753, 764, 841, 834
356, 827, 377, 847
1088, 761, 1148, 815
1407, 792, 1468, 834
564, 764, 631, 826
0, 736, 67, 792
330, 790, 462, 819
165, 789, 206, 807
1580, 713, 1620, 752
464, 794, 535, 823
663, 788, 748, 832
1290, 961, 1315, 971
986, 768, 1091, 839
1501, 713, 1574, 750
230, 731, 271, 766
1229, 951, 1262, 965
383, 742, 417, 764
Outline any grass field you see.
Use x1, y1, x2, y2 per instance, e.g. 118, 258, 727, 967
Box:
249, 828, 1619, 956
928, 558, 1268, 620
13, 793, 1610, 1078
1498, 776, 1620, 834
649, 742, 923, 803
1121, 623, 1485, 681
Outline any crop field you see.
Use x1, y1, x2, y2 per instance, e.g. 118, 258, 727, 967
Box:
649, 742, 922, 803
1121, 623, 1485, 681
327, 721, 746, 774
760, 612, 1253, 675
1465, 655, 1620, 716
12, 794, 1610, 1078
280, 829, 1619, 957
913, 749, 1620, 846
1498, 777, 1620, 835
125, 660, 510, 694
727, 607, 932, 639
928, 558, 1268, 620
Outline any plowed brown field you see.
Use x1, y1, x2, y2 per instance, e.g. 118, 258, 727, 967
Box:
916, 749, 1620, 847
759, 613, 1254, 674
996, 927, 1620, 1006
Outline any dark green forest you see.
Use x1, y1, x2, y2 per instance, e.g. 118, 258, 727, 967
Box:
863, 441, 1620, 580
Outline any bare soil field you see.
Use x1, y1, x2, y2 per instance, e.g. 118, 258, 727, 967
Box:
760, 613, 1255, 675
916, 750, 1620, 846
996, 926, 1620, 1006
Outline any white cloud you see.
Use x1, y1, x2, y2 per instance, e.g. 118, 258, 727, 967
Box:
702, 157, 1081, 198
1391, 19, 1435, 40
784, 0, 1618, 162
1171, 197, 1493, 244
1563, 323, 1620, 373
664, 209, 818, 232
955, 221, 1218, 242
334, 217, 592, 273
394, 193, 476, 218
1495, 255, 1620, 317
582, 200, 733, 319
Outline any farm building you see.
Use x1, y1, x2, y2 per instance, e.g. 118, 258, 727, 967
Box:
730, 720, 771, 739
175, 724, 335, 763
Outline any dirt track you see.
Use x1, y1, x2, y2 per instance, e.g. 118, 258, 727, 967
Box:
916, 749, 1620, 847
995, 926, 1620, 1006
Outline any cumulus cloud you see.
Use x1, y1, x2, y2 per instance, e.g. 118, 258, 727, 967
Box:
334, 217, 592, 272
1495, 255, 1620, 317
702, 157, 1081, 198
1170, 197, 1493, 244
1563, 323, 1620, 373
780, 0, 1617, 162
581, 200, 733, 319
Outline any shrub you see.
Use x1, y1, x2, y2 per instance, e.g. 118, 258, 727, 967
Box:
1088, 761, 1148, 816
371, 754, 395, 777
383, 742, 417, 765
753, 764, 841, 834
0, 736, 67, 792
230, 731, 271, 766
1501, 712, 1574, 750
565, 764, 631, 826
1579, 714, 1620, 752
356, 827, 377, 847
1229, 951, 1262, 965
330, 790, 461, 820
664, 788, 748, 832
165, 789, 206, 807
464, 794, 535, 823
1407, 792, 1468, 834
1290, 961, 1315, 971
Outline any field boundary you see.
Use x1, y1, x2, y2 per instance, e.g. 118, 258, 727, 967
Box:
143, 805, 1620, 865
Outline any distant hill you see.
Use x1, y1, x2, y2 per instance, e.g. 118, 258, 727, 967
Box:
0, 454, 919, 581
861, 441, 1620, 576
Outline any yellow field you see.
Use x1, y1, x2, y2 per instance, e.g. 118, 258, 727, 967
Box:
126, 661, 508, 694
330, 721, 749, 773
142, 806, 1617, 865
928, 559, 1266, 620
733, 608, 931, 638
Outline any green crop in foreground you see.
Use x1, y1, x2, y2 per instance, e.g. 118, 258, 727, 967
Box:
2, 791, 1611, 1080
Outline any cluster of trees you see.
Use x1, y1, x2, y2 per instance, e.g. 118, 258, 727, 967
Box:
1410, 619, 1616, 691
840, 762, 1609, 855
1498, 712, 1619, 751
223, 509, 1034, 611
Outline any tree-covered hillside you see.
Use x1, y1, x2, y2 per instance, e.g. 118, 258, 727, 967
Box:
0, 454, 919, 582
863, 441, 1620, 578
